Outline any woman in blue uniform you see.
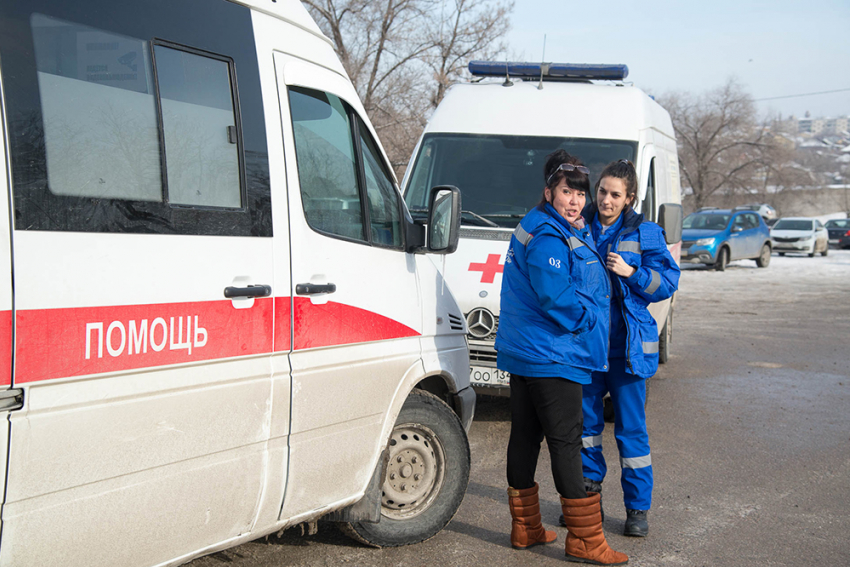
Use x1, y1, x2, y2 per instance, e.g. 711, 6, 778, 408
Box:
495, 150, 628, 565
579, 160, 680, 537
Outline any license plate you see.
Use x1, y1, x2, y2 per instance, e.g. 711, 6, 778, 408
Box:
680, 249, 689, 257
470, 366, 510, 386
829, 239, 838, 244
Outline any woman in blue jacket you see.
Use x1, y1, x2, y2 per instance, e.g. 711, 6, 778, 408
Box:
495, 150, 628, 565
579, 160, 680, 538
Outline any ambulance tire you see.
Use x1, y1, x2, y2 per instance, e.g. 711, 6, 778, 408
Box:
343, 389, 471, 547
603, 396, 615, 423
658, 309, 672, 364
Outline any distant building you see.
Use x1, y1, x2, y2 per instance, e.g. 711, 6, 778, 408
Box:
791, 115, 848, 135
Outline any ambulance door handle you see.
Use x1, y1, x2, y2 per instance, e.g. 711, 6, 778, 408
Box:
0, 388, 23, 412
295, 283, 336, 295
223, 284, 272, 299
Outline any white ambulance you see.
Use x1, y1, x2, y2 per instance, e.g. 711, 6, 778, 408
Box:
0, 1, 474, 565
402, 61, 683, 396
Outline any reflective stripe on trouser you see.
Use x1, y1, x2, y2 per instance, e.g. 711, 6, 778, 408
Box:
581, 358, 653, 510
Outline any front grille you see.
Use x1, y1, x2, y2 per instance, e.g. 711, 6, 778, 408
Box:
773, 236, 801, 243
682, 240, 695, 247
469, 340, 497, 365
448, 313, 464, 331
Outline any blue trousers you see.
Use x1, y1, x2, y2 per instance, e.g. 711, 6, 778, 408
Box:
581, 358, 652, 510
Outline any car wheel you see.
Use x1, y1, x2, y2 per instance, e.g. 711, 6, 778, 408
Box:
342, 390, 470, 547
658, 307, 672, 364
821, 244, 828, 257
714, 247, 728, 271
755, 243, 771, 268
808, 249, 816, 257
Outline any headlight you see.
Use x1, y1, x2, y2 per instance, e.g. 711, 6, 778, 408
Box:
695, 237, 715, 246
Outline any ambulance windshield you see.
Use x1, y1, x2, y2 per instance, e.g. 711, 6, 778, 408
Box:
404, 134, 637, 228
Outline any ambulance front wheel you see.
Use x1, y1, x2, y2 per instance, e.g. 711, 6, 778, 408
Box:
343, 389, 471, 547
658, 308, 672, 364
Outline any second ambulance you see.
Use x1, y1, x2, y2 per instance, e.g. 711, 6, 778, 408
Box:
403, 61, 684, 395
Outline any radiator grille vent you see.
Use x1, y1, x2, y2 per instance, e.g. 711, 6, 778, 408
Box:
469, 341, 497, 365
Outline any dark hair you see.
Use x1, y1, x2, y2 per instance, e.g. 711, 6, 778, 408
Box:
596, 159, 638, 208
539, 150, 590, 206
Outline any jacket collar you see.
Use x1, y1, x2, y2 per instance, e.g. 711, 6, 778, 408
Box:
582, 201, 644, 235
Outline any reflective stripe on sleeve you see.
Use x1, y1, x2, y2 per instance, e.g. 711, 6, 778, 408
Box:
644, 269, 661, 294
582, 435, 602, 448
642, 341, 659, 354
620, 454, 652, 469
514, 225, 533, 246
618, 241, 642, 254
567, 236, 586, 251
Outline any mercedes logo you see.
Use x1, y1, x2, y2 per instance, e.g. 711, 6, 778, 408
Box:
466, 307, 496, 338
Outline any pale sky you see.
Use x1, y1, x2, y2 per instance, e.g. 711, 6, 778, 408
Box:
506, 0, 850, 120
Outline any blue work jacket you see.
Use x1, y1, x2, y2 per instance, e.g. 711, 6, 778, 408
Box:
495, 204, 612, 379
583, 203, 680, 378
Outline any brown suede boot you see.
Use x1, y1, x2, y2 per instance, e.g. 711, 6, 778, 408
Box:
507, 483, 557, 549
560, 492, 628, 565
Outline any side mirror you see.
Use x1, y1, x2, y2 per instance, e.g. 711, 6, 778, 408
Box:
426, 185, 462, 254
657, 203, 683, 244
731, 225, 744, 233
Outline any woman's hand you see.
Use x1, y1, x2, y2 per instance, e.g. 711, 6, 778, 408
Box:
606, 252, 636, 278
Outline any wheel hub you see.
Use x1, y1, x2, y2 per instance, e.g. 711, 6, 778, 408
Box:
381, 423, 446, 519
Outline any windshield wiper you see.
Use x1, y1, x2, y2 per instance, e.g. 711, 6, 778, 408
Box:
462, 210, 499, 228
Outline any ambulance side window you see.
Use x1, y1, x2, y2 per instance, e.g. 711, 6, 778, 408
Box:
289, 87, 366, 242
1, 2, 271, 236
288, 86, 402, 248
32, 14, 162, 203
154, 44, 242, 209
359, 123, 402, 248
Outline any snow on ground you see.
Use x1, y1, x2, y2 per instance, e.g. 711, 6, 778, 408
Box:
679, 248, 850, 304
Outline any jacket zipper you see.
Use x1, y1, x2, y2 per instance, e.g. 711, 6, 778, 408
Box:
613, 230, 635, 372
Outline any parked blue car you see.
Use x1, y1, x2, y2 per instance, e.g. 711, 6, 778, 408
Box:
680, 209, 772, 271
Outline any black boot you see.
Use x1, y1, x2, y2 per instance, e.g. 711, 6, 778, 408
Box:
559, 478, 603, 526
624, 509, 648, 537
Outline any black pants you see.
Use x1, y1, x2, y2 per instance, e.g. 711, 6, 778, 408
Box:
507, 374, 587, 499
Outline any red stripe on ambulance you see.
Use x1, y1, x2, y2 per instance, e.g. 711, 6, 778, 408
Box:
12, 298, 419, 383
292, 297, 419, 349
15, 299, 275, 384
0, 310, 11, 386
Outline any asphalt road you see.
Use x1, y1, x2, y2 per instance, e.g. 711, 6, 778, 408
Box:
190, 249, 850, 567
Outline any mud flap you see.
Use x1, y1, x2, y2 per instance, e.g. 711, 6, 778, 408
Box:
324, 449, 388, 523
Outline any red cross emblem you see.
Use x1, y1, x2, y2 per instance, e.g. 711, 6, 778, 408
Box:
469, 254, 504, 284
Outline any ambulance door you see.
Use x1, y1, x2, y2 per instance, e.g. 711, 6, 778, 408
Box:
0, 2, 276, 565
275, 54, 423, 516
0, 70, 21, 541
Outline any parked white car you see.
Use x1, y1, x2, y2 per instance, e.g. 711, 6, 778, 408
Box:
771, 218, 829, 256
734, 203, 777, 220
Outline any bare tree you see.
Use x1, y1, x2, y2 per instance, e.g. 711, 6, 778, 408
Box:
657, 79, 770, 211
424, 0, 513, 108
303, 0, 512, 174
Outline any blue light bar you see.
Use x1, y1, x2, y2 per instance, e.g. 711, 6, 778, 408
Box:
468, 61, 628, 81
